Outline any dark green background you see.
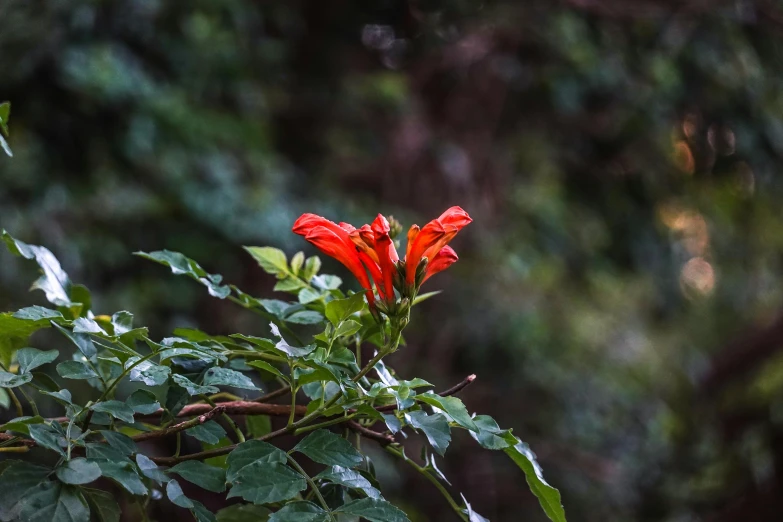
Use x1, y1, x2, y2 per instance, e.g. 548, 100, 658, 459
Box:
3, 1, 783, 520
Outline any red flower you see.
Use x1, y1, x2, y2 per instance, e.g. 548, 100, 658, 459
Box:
404, 206, 472, 285
349, 215, 399, 302
292, 214, 380, 306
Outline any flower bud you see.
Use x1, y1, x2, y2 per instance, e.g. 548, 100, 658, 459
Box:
415, 257, 429, 288
387, 215, 403, 240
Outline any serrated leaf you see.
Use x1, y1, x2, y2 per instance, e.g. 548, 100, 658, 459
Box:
94, 460, 147, 496
126, 358, 170, 386
504, 442, 567, 522
135, 454, 170, 484
269, 323, 316, 357
101, 430, 138, 455
203, 367, 258, 390
2, 231, 72, 307
170, 461, 227, 493
325, 292, 366, 326
12, 306, 64, 322
227, 462, 306, 504
17, 481, 90, 522
0, 415, 45, 435
56, 361, 98, 380
417, 393, 477, 432
244, 246, 289, 276
294, 429, 363, 468
269, 501, 330, 522
317, 465, 382, 499
91, 401, 135, 423
52, 323, 96, 358
126, 389, 161, 414
186, 420, 226, 444
167, 479, 194, 508
0, 461, 51, 519
0, 370, 33, 388
285, 310, 324, 325
336, 498, 410, 522
55, 458, 101, 485
172, 373, 220, 396
28, 423, 66, 455
405, 411, 451, 456
17, 347, 59, 374
84, 488, 121, 522
135, 250, 230, 299
226, 440, 288, 482
468, 415, 517, 450
246, 360, 286, 379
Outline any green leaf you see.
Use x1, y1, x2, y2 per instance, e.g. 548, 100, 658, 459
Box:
84, 488, 121, 522
91, 401, 135, 424
303, 256, 322, 282
244, 246, 289, 276
101, 430, 138, 455
94, 461, 147, 495
226, 440, 288, 482
0, 370, 33, 387
293, 429, 363, 468
86, 443, 128, 462
135, 250, 230, 299
215, 504, 271, 521
126, 389, 161, 414
468, 415, 518, 450
325, 292, 366, 326
172, 374, 220, 396
0, 415, 45, 435
55, 458, 102, 485
110, 311, 134, 335
41, 389, 73, 405
0, 102, 10, 135
186, 420, 226, 444
72, 317, 106, 335
192, 500, 217, 522
417, 393, 477, 432
0, 313, 53, 367
13, 306, 64, 322
17, 481, 90, 522
247, 360, 286, 379
28, 423, 66, 455
203, 367, 259, 390
170, 461, 227, 493
229, 333, 278, 352
135, 454, 170, 484
405, 411, 451, 456
312, 274, 342, 290
227, 462, 306, 504
336, 498, 410, 522
298, 287, 322, 304
411, 290, 441, 305
17, 347, 59, 374
56, 361, 98, 380
2, 231, 72, 307
316, 465, 382, 499
504, 442, 567, 522
269, 323, 316, 357
167, 479, 194, 508
52, 323, 96, 358
269, 501, 330, 522
335, 319, 362, 337
127, 358, 170, 386
285, 310, 324, 325
245, 415, 272, 438
0, 461, 51, 519
0, 133, 11, 157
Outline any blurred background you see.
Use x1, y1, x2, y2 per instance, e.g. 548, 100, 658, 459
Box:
3, 0, 783, 520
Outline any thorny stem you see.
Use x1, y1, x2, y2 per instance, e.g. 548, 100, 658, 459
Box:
286, 454, 335, 521
385, 445, 469, 521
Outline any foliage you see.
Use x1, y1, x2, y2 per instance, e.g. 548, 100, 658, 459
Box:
0, 230, 565, 521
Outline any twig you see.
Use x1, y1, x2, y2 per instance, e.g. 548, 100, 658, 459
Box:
347, 421, 395, 446
373, 373, 477, 412
132, 406, 226, 443
252, 385, 292, 403
0, 433, 35, 446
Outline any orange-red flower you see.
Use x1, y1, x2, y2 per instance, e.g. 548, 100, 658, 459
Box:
292, 214, 381, 306
293, 206, 470, 316
404, 206, 472, 285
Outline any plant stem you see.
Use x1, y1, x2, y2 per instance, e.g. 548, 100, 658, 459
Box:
0, 446, 29, 453
200, 395, 245, 443
385, 445, 468, 521
293, 413, 357, 436
17, 386, 39, 416
286, 454, 335, 521
6, 388, 23, 418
